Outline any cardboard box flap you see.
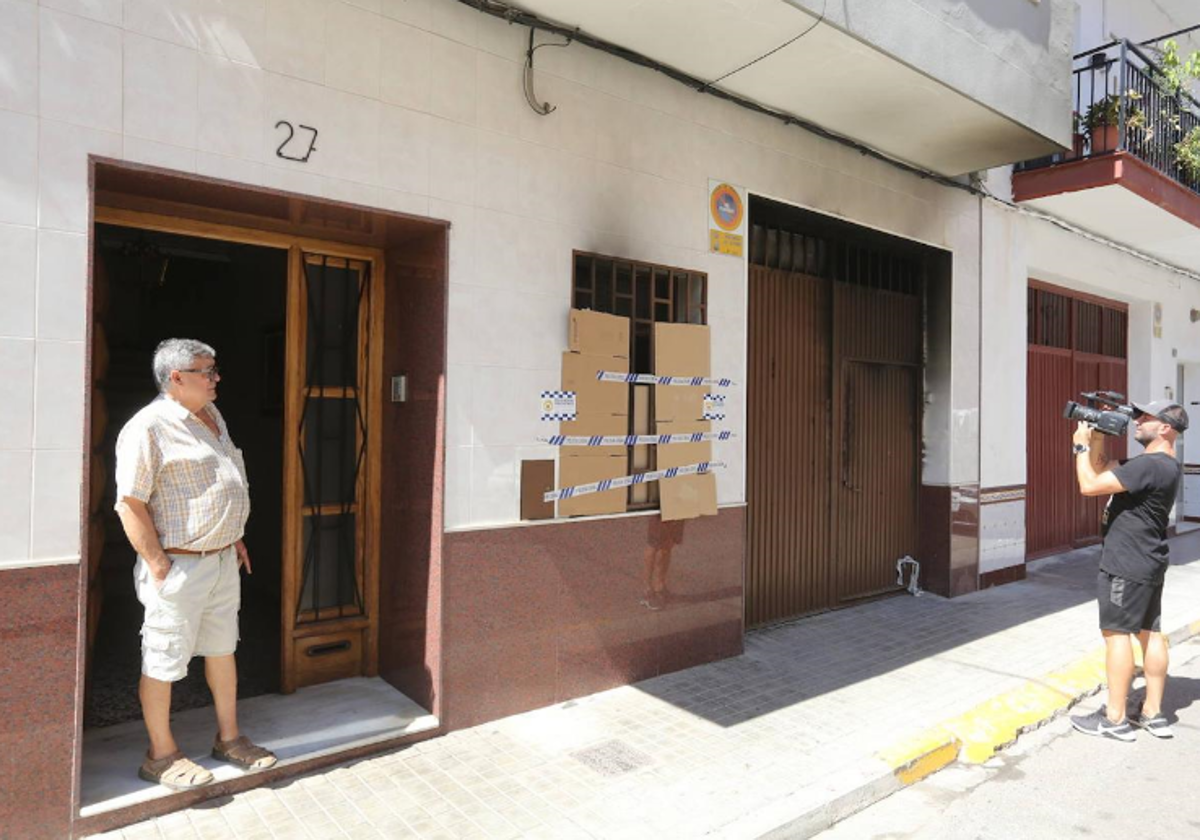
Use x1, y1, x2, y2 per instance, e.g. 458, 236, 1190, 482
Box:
520, 461, 555, 521
562, 352, 629, 418
654, 323, 710, 378
656, 386, 707, 426
657, 440, 716, 522
558, 455, 627, 517
569, 309, 629, 358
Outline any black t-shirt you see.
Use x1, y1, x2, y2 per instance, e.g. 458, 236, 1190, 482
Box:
1099, 453, 1182, 584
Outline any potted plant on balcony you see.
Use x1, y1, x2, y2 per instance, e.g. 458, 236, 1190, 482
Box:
1083, 92, 1147, 154
1066, 111, 1086, 160
1175, 125, 1200, 181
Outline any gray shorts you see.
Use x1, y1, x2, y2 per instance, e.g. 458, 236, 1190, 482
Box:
134, 545, 241, 682
1096, 570, 1163, 634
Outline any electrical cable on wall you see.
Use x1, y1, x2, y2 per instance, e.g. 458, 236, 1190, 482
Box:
523, 26, 573, 116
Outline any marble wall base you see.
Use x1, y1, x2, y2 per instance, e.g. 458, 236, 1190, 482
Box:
0, 563, 81, 840
441, 508, 745, 730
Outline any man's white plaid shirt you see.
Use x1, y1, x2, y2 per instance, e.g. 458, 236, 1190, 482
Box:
115, 396, 251, 551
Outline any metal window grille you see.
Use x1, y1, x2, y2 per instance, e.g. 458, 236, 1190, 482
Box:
1027, 287, 1126, 358
749, 224, 923, 296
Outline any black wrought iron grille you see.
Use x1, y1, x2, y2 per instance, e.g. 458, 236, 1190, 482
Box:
296, 254, 370, 622
749, 224, 923, 296
1016, 33, 1200, 196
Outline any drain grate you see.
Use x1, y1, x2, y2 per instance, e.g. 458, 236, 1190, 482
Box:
570, 739, 654, 777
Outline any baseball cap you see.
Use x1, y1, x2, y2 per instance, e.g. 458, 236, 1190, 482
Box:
1131, 399, 1190, 432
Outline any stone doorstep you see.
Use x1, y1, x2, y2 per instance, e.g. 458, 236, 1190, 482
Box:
719, 617, 1200, 840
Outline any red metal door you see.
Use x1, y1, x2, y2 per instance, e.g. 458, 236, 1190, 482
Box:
1025, 284, 1127, 558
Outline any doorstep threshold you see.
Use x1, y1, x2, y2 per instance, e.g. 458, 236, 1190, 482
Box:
80, 676, 437, 818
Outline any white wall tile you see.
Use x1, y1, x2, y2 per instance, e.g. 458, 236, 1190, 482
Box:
33, 339, 84, 449
444, 361, 471, 447
123, 137, 198, 173
0, 338, 35, 448
378, 188, 428, 217
470, 288, 562, 370
261, 0, 328, 83
36, 231, 87, 341
0, 451, 32, 563
426, 0, 477, 47
124, 0, 203, 49
320, 90, 379, 185
443, 442, 470, 529
343, 0, 381, 12
474, 52, 521, 138
325, 1, 381, 99
31, 448, 82, 559
0, 110, 37, 226
445, 282, 474, 367
380, 18, 431, 112
195, 152, 265, 186
427, 36, 476, 126
39, 8, 121, 132
427, 117, 476, 205
124, 33, 199, 148
380, 0, 429, 28
0, 225, 36, 338
471, 365, 555, 447
199, 55, 266, 161
379, 105, 430, 195
0, 0, 38, 114
195, 7, 268, 66
39, 0, 122, 25
469, 444, 516, 525
37, 119, 123, 234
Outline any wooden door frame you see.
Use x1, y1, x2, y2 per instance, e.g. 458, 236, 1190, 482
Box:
92, 204, 386, 694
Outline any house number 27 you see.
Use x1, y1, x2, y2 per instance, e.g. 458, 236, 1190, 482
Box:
275, 120, 319, 162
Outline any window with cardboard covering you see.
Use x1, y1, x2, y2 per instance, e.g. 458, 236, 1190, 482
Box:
572, 251, 708, 509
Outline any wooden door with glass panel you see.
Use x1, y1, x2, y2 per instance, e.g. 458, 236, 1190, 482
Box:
281, 249, 383, 693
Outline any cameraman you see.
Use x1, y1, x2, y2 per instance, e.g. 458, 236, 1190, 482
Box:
1070, 400, 1187, 742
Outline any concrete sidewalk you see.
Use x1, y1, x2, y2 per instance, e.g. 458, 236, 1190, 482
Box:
92, 531, 1200, 840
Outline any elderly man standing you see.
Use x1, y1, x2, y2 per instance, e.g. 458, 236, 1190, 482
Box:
115, 338, 276, 790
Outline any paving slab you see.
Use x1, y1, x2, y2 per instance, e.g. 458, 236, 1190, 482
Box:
88, 530, 1200, 839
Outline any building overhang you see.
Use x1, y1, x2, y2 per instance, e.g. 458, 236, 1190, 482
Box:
500, 0, 1067, 177
1014, 152, 1200, 272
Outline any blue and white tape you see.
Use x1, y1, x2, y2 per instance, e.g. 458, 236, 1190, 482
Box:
546, 461, 724, 503
595, 371, 737, 387
541, 431, 734, 447
540, 390, 577, 421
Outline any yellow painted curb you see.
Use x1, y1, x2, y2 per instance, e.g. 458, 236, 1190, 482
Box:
877, 646, 1108, 779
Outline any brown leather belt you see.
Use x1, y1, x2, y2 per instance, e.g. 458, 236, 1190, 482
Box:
166, 543, 234, 556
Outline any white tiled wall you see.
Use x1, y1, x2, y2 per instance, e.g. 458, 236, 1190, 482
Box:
0, 0, 991, 566
980, 499, 1026, 574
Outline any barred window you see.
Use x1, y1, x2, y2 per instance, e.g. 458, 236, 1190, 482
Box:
572, 252, 708, 508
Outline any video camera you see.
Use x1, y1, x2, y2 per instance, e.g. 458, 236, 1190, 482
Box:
1063, 390, 1135, 437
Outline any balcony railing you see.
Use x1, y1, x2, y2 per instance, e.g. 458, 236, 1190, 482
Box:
1016, 34, 1200, 195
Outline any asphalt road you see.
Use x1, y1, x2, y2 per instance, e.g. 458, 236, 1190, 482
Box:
817, 636, 1200, 840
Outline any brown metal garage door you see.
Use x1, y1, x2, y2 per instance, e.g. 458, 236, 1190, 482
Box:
1026, 282, 1127, 558
746, 257, 922, 627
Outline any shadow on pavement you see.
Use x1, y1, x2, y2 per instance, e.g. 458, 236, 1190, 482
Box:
634, 529, 1200, 727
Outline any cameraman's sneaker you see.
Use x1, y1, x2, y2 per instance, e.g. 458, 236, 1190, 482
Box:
1070, 706, 1136, 741
1129, 706, 1174, 739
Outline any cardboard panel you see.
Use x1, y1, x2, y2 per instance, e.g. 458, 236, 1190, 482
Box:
558, 455, 627, 517
520, 460, 555, 521
569, 309, 630, 358
654, 323, 711, 377
657, 439, 718, 522
562, 352, 629, 417
656, 386, 706, 425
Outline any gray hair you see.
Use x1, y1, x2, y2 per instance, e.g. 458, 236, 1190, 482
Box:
152, 338, 216, 393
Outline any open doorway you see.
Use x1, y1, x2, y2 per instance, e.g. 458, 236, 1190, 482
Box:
81, 163, 448, 823
86, 226, 287, 729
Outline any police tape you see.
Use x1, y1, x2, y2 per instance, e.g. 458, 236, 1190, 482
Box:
596, 371, 737, 387
545, 461, 724, 503
540, 431, 734, 447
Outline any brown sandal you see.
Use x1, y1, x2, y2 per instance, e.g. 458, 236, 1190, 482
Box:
138, 750, 214, 790
212, 734, 277, 771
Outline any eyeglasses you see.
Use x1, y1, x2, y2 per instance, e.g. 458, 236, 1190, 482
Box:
179, 365, 220, 381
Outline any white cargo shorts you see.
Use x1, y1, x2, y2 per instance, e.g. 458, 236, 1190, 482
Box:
134, 545, 241, 682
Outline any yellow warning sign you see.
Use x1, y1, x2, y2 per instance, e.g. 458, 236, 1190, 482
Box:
708, 180, 746, 258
